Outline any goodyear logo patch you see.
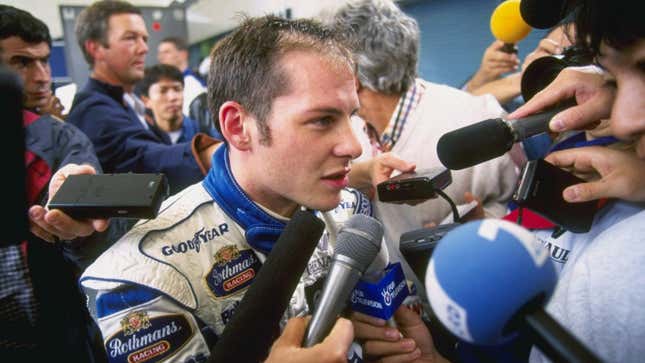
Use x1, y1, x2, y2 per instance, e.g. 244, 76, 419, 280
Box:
161, 224, 229, 256
206, 245, 261, 297
106, 313, 193, 363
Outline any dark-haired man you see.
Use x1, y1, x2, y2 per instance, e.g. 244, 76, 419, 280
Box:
0, 5, 110, 362
157, 36, 206, 114
81, 14, 377, 361
138, 63, 219, 143
0, 5, 64, 117
68, 0, 219, 195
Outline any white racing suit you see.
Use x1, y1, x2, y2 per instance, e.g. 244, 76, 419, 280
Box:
80, 145, 372, 363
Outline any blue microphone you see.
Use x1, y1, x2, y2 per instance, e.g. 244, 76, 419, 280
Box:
425, 219, 602, 363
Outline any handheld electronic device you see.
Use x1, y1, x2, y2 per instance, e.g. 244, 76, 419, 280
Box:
48, 173, 169, 219
513, 159, 597, 233
399, 223, 460, 281
377, 167, 452, 203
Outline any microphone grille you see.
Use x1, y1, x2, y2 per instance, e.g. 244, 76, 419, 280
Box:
334, 214, 383, 272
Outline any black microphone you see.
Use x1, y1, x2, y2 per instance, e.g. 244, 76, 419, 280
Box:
437, 100, 574, 170
520, 0, 571, 29
303, 214, 384, 347
209, 209, 325, 362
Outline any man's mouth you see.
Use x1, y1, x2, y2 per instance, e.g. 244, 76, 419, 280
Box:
321, 168, 351, 188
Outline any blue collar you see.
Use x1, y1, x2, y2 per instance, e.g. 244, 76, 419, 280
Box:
203, 144, 286, 254
549, 131, 619, 153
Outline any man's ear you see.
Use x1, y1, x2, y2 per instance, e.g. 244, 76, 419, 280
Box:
85, 39, 103, 64
219, 101, 252, 150
140, 95, 151, 108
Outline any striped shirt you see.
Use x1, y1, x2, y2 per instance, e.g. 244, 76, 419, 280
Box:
380, 79, 426, 151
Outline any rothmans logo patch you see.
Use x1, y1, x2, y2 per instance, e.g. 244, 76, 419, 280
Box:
206, 245, 261, 298
121, 311, 151, 336
213, 245, 241, 266
106, 313, 193, 363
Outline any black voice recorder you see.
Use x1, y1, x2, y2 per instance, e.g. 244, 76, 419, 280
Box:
48, 173, 169, 219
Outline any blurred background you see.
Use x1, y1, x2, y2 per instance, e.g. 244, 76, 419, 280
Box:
4, 0, 548, 91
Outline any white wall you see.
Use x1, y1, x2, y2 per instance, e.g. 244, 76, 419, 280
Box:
4, 0, 173, 40
188, 0, 350, 42
6, 0, 353, 43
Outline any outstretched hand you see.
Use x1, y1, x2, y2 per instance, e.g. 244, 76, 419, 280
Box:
265, 316, 354, 363
545, 147, 645, 203
28, 163, 109, 242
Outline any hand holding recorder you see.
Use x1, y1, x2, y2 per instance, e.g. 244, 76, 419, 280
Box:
47, 172, 168, 220
29, 163, 110, 242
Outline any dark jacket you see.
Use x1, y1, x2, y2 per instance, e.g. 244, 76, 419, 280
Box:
0, 111, 108, 362
68, 78, 204, 194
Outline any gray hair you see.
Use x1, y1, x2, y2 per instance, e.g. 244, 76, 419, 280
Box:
329, 0, 419, 94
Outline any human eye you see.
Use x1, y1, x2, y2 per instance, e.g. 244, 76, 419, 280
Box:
637, 60, 645, 75
10, 56, 31, 69
310, 116, 335, 129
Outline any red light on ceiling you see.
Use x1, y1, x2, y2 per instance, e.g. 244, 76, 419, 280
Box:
152, 22, 161, 31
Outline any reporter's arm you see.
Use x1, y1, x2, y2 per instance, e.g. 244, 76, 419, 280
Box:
29, 163, 109, 242
545, 146, 645, 202
265, 317, 354, 363
466, 40, 519, 92
349, 152, 416, 190
469, 73, 522, 105
351, 310, 419, 362
508, 66, 614, 132
352, 306, 450, 363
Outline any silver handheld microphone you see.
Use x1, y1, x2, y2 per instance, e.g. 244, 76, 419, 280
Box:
303, 214, 384, 347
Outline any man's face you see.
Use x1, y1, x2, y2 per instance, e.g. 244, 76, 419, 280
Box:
157, 42, 184, 70
240, 51, 362, 216
94, 13, 148, 87
0, 36, 51, 110
142, 77, 184, 124
598, 39, 645, 158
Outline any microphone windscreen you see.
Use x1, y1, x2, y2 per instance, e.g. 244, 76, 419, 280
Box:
520, 0, 568, 29
490, 0, 532, 43
425, 220, 557, 345
437, 119, 513, 170
335, 214, 384, 272
209, 209, 325, 362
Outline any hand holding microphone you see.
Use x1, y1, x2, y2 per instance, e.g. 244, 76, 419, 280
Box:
466, 0, 529, 93
425, 219, 602, 363
266, 317, 354, 363
467, 40, 520, 92
303, 214, 384, 347
210, 209, 325, 362
437, 99, 575, 170
509, 66, 614, 133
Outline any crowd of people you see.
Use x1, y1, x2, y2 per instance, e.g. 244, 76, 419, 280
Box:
1, 0, 643, 362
